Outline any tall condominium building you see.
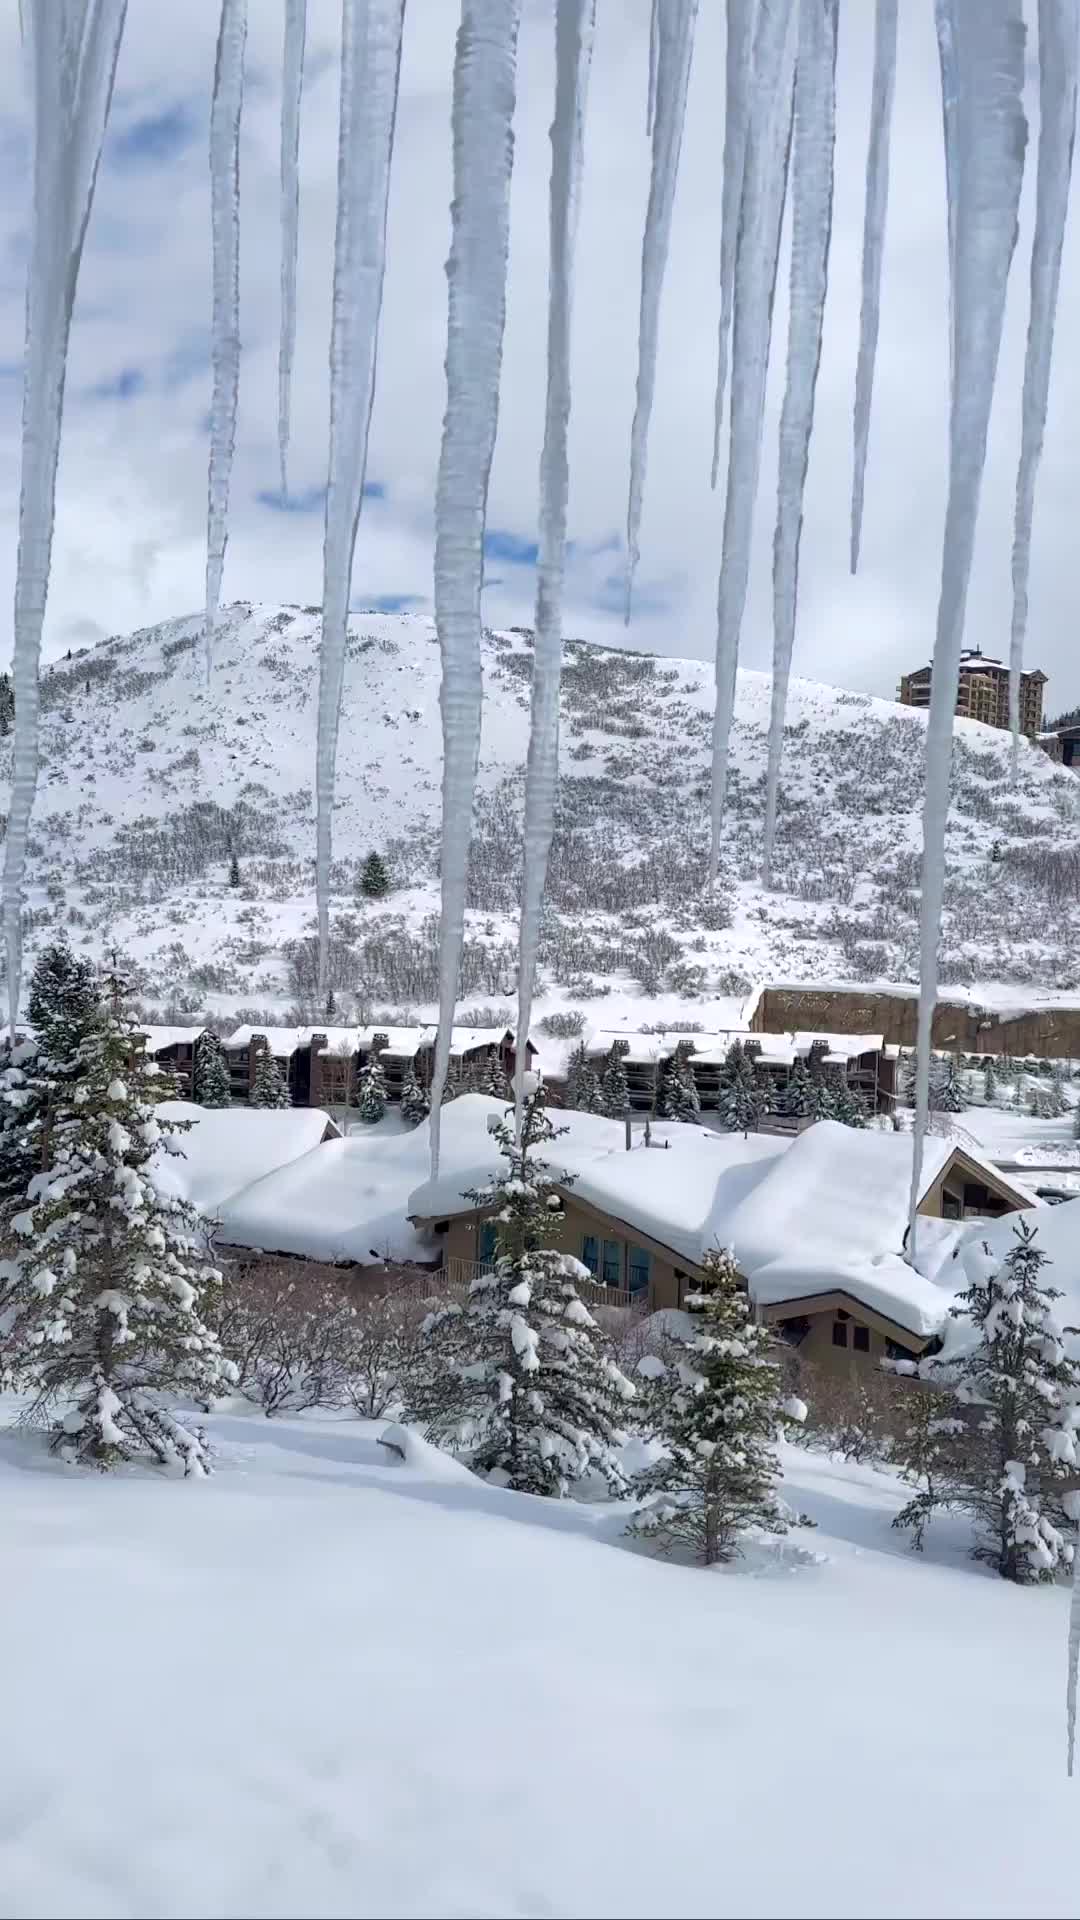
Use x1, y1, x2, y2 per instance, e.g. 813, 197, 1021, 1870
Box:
897, 648, 1046, 734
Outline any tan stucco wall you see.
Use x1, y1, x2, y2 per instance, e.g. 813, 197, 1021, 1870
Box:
753, 985, 1080, 1059
782, 1311, 902, 1376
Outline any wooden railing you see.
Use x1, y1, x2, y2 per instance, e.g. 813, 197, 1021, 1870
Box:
445, 1256, 647, 1315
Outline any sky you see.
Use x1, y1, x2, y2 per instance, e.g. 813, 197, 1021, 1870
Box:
0, 0, 1076, 715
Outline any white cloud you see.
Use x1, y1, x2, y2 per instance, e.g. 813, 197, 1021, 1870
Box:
0, 1, 1075, 719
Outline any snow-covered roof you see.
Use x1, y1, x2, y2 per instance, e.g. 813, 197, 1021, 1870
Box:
216, 1096, 515, 1266
138, 1025, 206, 1053
575, 1027, 885, 1071
222, 1023, 514, 1061
150, 1101, 337, 1215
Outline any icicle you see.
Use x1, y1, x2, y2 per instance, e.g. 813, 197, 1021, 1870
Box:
1009, 0, 1078, 781
934, 0, 959, 401
647, 0, 658, 135
849, 0, 897, 574
428, 0, 523, 1175
708, 0, 797, 883
204, 0, 247, 685
710, 0, 757, 488
624, 0, 698, 619
762, 0, 838, 887
315, 0, 406, 995
278, 0, 307, 501
907, 0, 1027, 1253
2, 0, 128, 1038
514, 0, 596, 1129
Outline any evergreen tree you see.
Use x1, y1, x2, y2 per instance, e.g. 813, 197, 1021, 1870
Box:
400, 1067, 430, 1126
324, 989, 337, 1023
716, 1041, 763, 1135
360, 850, 391, 898
565, 1040, 603, 1114
1074, 1098, 1080, 1141
356, 1052, 387, 1123
0, 942, 100, 1207
778, 1057, 815, 1119
629, 1247, 789, 1564
894, 1221, 1080, 1581
931, 1056, 967, 1114
409, 1089, 635, 1495
481, 1054, 512, 1101
659, 1040, 700, 1123
0, 669, 13, 736
249, 1047, 291, 1109
600, 1041, 630, 1119
827, 1076, 867, 1128
982, 1057, 998, 1105
0, 995, 233, 1472
228, 848, 240, 888
192, 1031, 232, 1108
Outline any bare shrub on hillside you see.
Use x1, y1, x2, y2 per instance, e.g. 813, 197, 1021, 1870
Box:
214, 1263, 363, 1416
796, 1359, 910, 1465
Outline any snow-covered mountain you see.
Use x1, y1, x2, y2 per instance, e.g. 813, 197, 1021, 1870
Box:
6, 601, 1079, 1028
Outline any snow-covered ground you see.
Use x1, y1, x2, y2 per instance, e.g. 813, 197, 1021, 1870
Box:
6, 602, 1079, 1025
3, 1406, 1078, 1919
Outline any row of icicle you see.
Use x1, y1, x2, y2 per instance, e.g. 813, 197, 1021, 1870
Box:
4, 0, 1080, 1766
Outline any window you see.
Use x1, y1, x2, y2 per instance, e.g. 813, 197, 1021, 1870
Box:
853, 1324, 870, 1353
602, 1239, 622, 1288
832, 1320, 848, 1348
478, 1220, 498, 1263
628, 1245, 651, 1295
581, 1234, 599, 1276
941, 1189, 962, 1221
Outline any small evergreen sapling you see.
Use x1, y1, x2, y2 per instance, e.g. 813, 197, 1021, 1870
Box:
982, 1057, 998, 1105
0, 941, 100, 1207
0, 997, 233, 1472
894, 1221, 1080, 1581
360, 850, 391, 898
600, 1041, 630, 1119
228, 848, 241, 888
629, 1247, 790, 1564
778, 1057, 815, 1119
250, 1047, 291, 1109
716, 1041, 763, 1135
411, 1088, 635, 1495
193, 1030, 232, 1108
357, 1052, 387, 1124
660, 1041, 700, 1123
399, 1066, 430, 1126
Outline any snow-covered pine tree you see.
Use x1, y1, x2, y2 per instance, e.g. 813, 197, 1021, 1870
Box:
228, 847, 240, 888
600, 1041, 630, 1119
660, 1040, 700, 1123
894, 1221, 1080, 1581
359, 849, 391, 898
0, 991, 233, 1472
399, 1066, 430, 1126
481, 1054, 512, 1101
629, 1246, 789, 1564
1074, 1098, 1080, 1142
356, 1051, 387, 1123
193, 1030, 232, 1108
931, 1056, 967, 1114
716, 1041, 764, 1135
982, 1057, 998, 1105
0, 941, 101, 1208
410, 1087, 635, 1495
565, 1040, 602, 1114
778, 1057, 815, 1119
828, 1077, 867, 1128
249, 1047, 291, 1109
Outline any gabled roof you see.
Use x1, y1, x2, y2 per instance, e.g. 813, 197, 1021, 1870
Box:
222, 1023, 526, 1062
151, 1101, 339, 1214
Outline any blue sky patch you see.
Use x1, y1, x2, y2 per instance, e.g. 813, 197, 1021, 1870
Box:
109, 102, 198, 169
484, 528, 539, 567
357, 592, 426, 614
86, 367, 145, 403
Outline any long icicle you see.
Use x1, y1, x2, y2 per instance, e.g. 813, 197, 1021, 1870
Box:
849, 0, 897, 573
205, 0, 247, 685
428, 0, 523, 1174
708, 0, 797, 883
514, 0, 596, 1128
1066, 1491, 1080, 1774
316, 0, 406, 996
711, 0, 757, 488
934, 0, 959, 403
3, 0, 128, 1038
647, 0, 658, 135
624, 0, 698, 620
1008, 0, 1078, 781
763, 0, 838, 887
907, 0, 1027, 1254
278, 0, 308, 500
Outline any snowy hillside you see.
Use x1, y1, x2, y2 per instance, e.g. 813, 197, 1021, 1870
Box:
6, 601, 1079, 1026
4, 1407, 1078, 1918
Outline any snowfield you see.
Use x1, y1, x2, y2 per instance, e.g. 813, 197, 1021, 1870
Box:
3, 1407, 1079, 1920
